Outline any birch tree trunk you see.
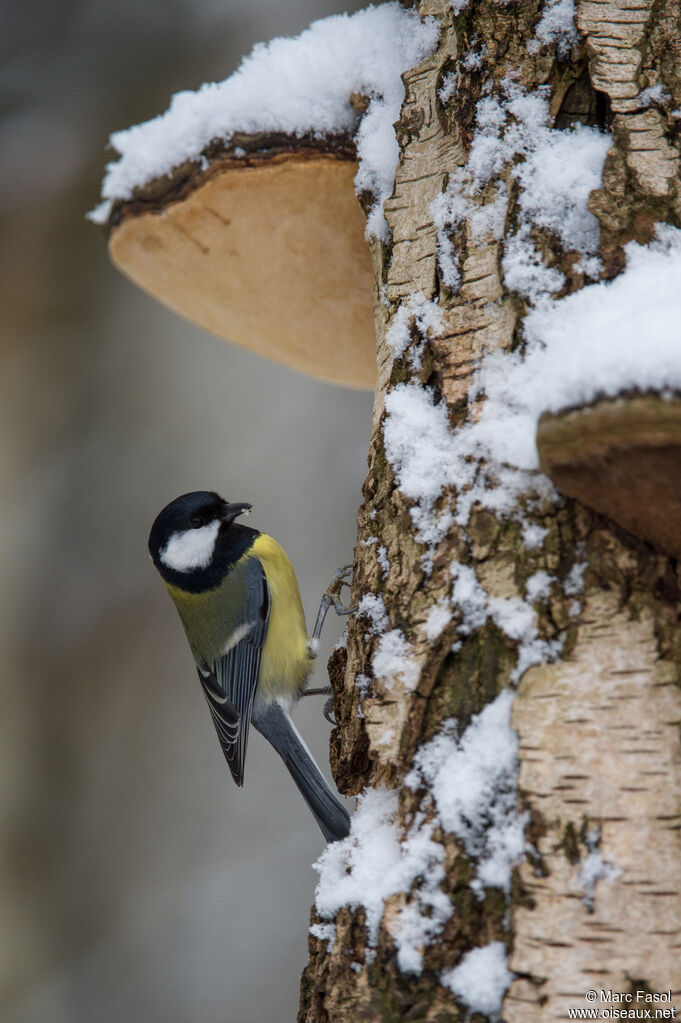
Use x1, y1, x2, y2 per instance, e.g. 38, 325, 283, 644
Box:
300, 0, 681, 1019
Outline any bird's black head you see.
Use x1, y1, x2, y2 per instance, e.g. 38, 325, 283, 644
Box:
148, 491, 255, 591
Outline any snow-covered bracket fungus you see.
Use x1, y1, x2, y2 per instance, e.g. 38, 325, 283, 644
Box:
538, 394, 681, 560
102, 138, 375, 389
517, 224, 681, 561
89, 6, 441, 389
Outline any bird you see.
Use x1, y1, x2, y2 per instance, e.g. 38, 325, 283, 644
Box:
148, 490, 351, 843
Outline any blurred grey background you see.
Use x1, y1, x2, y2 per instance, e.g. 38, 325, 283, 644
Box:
0, 1, 370, 1020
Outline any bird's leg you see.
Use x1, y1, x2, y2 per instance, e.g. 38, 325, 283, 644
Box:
300, 686, 337, 723
308, 564, 355, 655
322, 696, 336, 725
305, 566, 354, 725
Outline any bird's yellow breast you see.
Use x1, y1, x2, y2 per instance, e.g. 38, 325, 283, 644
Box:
247, 532, 311, 701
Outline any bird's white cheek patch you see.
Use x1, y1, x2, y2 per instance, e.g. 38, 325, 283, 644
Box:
160, 520, 221, 572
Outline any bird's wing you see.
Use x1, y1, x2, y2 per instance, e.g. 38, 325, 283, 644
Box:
198, 556, 270, 786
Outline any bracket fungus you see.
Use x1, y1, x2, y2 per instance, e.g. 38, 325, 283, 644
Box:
537, 394, 681, 559
105, 138, 376, 389
91, 5, 441, 391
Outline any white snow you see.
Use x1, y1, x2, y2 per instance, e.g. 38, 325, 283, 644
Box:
91, 4, 440, 239
355, 672, 371, 698
423, 600, 452, 641
383, 226, 681, 555
514, 123, 608, 254
438, 71, 458, 105
564, 559, 587, 596
309, 922, 336, 947
383, 384, 459, 509
489, 595, 564, 684
525, 570, 555, 604
570, 827, 621, 910
441, 941, 513, 1017
313, 788, 451, 973
527, 0, 579, 57
360, 537, 389, 576
377, 545, 390, 577
357, 593, 389, 634
461, 40, 486, 71
521, 522, 549, 550
432, 184, 508, 290
314, 732, 520, 976
638, 84, 669, 108
476, 225, 681, 472
501, 227, 566, 304
407, 691, 527, 896
385, 292, 443, 360
499, 87, 609, 301
372, 629, 420, 691
451, 563, 489, 636
574, 850, 621, 910
432, 81, 610, 300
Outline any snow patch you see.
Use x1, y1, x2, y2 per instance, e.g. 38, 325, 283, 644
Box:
570, 827, 622, 911
373, 629, 420, 691
91, 5, 440, 240
527, 0, 579, 57
525, 570, 555, 603
575, 850, 621, 910
501, 226, 566, 303
384, 230, 681, 546
490, 595, 563, 684
564, 559, 587, 596
461, 39, 486, 71
385, 292, 444, 361
309, 922, 336, 947
451, 562, 489, 636
383, 384, 460, 508
449, 562, 563, 684
475, 226, 681, 473
637, 84, 669, 108
521, 521, 549, 550
357, 593, 389, 635
314, 788, 451, 973
441, 941, 513, 1017
513, 121, 609, 254
407, 691, 527, 896
377, 545, 390, 577
423, 600, 453, 641
432, 81, 609, 302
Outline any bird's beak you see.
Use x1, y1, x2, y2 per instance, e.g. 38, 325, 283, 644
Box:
220, 501, 252, 525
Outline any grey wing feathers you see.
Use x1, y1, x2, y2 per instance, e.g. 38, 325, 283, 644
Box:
198, 558, 270, 786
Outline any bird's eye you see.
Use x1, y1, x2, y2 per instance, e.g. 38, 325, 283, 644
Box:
189, 515, 204, 528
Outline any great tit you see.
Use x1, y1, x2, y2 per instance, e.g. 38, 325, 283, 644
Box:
148, 491, 351, 843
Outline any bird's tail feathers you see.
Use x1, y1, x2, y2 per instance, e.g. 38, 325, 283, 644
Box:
252, 701, 350, 843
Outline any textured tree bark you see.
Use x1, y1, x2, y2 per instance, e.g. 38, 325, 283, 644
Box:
300, 0, 681, 1020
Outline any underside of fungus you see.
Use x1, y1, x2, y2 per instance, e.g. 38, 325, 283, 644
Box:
106, 137, 376, 389
538, 394, 681, 559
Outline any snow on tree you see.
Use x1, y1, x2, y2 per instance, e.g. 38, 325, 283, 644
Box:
94, 1, 681, 1019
